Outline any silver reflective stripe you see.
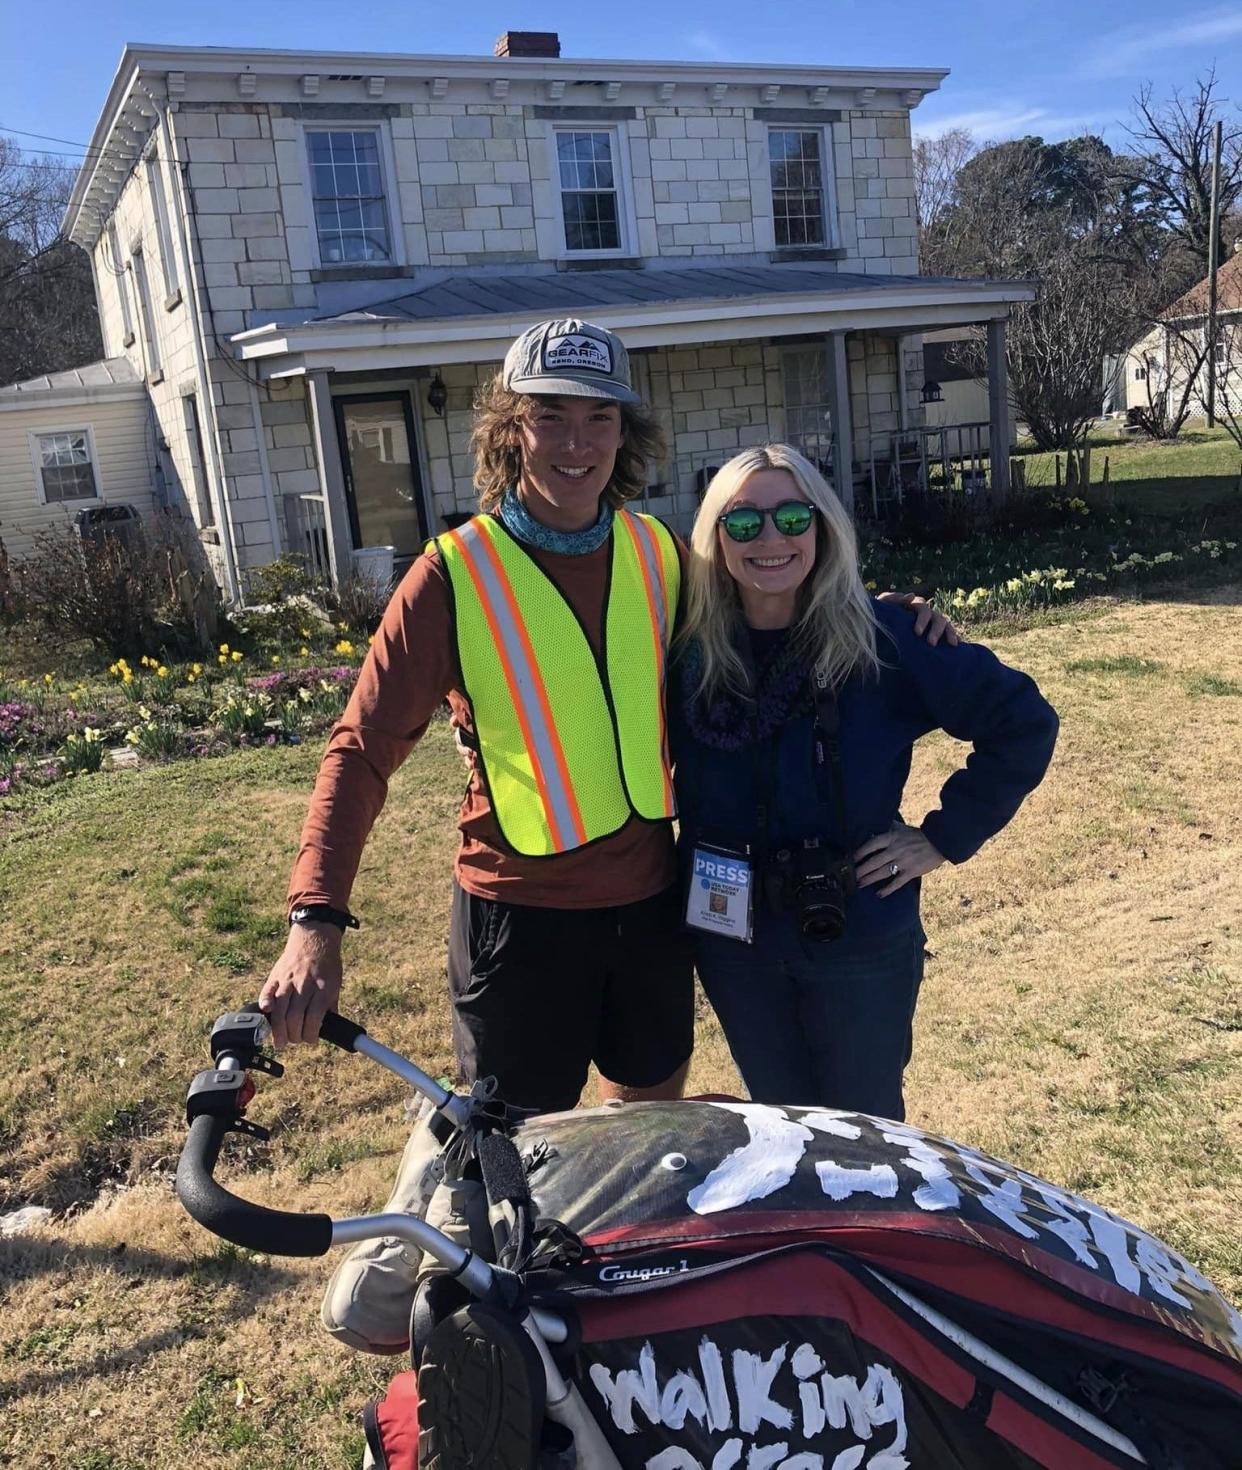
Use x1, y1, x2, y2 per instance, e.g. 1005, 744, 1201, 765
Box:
455, 521, 581, 850
622, 512, 670, 653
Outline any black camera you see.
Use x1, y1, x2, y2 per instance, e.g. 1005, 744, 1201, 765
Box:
765, 838, 856, 943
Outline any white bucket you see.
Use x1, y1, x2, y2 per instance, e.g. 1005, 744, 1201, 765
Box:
351, 544, 396, 590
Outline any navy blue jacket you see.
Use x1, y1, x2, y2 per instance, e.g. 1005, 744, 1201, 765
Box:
671, 599, 1059, 938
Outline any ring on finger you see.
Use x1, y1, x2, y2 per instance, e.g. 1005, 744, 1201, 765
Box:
888, 861, 900, 877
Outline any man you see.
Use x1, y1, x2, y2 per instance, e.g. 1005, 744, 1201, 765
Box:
261, 318, 693, 1118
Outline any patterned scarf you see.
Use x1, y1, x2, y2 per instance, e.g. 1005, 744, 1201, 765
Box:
498, 486, 615, 555
678, 628, 813, 752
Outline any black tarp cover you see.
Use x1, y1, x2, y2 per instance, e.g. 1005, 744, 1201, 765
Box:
511, 1102, 1242, 1469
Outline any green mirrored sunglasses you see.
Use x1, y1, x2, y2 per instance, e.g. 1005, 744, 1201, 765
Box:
717, 500, 816, 543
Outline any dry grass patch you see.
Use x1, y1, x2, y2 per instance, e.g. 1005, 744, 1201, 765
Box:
1, 589, 1240, 1466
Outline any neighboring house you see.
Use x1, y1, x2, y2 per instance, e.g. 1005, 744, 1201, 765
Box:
29, 31, 1032, 598
920, 327, 1016, 449
0, 358, 157, 558
1115, 245, 1242, 419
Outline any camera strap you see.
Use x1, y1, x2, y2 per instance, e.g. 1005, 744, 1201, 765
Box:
811, 666, 850, 847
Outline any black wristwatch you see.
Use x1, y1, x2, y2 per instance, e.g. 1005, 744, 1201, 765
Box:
289, 904, 360, 932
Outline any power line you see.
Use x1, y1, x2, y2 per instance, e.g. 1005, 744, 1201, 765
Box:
0, 124, 98, 152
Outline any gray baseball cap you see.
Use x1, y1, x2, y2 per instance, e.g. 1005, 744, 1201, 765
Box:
503, 318, 640, 404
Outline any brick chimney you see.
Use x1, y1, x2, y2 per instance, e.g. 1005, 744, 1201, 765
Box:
494, 31, 560, 57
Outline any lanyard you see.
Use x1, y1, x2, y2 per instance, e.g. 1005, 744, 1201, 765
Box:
753, 664, 849, 855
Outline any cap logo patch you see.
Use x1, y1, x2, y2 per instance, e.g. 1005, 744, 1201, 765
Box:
544, 333, 613, 375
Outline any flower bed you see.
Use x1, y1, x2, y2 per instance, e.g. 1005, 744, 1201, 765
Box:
861, 501, 1239, 622
0, 641, 363, 800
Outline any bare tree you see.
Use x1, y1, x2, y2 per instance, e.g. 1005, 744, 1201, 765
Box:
913, 127, 978, 271
0, 139, 101, 384
1121, 71, 1242, 275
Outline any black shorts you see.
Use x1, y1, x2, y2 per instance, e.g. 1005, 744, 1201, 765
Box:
446, 881, 694, 1113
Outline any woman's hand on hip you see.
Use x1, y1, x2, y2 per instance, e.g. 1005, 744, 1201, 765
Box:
854, 823, 945, 897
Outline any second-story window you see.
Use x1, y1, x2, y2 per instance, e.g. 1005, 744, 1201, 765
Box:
146, 152, 180, 297
106, 220, 135, 346
130, 244, 161, 378
768, 128, 833, 248
554, 128, 630, 255
306, 128, 393, 265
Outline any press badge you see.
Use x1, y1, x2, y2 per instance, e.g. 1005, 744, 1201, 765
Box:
685, 842, 754, 943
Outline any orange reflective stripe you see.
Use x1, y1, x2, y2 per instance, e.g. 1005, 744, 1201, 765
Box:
463, 525, 589, 851
637, 513, 674, 646
619, 515, 675, 817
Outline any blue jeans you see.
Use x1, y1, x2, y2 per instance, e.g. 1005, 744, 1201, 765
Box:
695, 916, 927, 1120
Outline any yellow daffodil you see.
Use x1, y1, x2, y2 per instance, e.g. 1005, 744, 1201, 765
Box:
231, 650, 243, 663
218, 655, 227, 666
157, 666, 169, 678
220, 644, 230, 654
271, 655, 281, 666
43, 673, 54, 686
299, 646, 309, 657
334, 639, 354, 655
192, 663, 203, 675
122, 670, 134, 684
300, 627, 311, 638
187, 674, 197, 684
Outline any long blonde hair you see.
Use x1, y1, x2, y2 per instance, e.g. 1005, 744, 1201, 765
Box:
470, 373, 666, 512
680, 444, 880, 704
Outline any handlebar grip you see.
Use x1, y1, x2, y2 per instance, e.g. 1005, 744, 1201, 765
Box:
318, 1010, 367, 1053
176, 1115, 333, 1257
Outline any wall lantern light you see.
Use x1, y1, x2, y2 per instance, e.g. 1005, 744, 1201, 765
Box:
920, 380, 943, 404
427, 373, 448, 416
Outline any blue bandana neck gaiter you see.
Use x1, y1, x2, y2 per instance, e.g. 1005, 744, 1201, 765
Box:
499, 486, 615, 555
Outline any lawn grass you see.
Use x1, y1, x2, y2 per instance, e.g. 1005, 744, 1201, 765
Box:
1, 586, 1240, 1466
1015, 423, 1242, 514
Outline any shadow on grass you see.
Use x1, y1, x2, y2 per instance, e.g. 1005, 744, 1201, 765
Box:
0, 1235, 301, 1407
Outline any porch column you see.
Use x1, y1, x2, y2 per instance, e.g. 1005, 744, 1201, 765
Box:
305, 369, 354, 585
986, 318, 1011, 503
828, 331, 854, 516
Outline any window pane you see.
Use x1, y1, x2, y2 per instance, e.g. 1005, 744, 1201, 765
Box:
770, 130, 826, 247
558, 131, 621, 251
308, 129, 391, 263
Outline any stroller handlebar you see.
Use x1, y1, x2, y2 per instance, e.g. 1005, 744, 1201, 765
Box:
317, 1009, 367, 1053
176, 1114, 335, 1257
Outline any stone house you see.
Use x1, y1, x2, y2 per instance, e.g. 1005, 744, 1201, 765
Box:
28, 31, 1032, 597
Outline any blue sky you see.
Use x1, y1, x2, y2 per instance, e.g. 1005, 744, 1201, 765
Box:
3, 0, 1240, 162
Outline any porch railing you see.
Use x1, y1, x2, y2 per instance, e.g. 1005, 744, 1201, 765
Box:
866, 423, 993, 517
283, 492, 332, 581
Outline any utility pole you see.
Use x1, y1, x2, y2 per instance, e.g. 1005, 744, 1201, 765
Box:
1206, 120, 1222, 427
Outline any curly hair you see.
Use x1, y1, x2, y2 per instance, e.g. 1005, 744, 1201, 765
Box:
469, 371, 666, 512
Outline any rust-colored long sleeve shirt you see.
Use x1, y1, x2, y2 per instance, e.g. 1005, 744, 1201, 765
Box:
287, 535, 677, 914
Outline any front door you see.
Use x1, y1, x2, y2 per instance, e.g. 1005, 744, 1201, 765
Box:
334, 393, 428, 557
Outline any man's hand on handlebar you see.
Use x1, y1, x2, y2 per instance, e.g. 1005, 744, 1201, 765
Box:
259, 923, 343, 1048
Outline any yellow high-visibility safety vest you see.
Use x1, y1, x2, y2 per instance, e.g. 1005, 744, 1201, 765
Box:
435, 509, 681, 858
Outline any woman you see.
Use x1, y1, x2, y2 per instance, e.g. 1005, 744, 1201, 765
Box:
674, 444, 1058, 1120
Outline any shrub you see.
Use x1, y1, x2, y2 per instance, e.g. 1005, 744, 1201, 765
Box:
13, 515, 219, 660
328, 570, 394, 634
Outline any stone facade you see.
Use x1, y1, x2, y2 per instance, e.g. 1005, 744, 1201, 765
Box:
78, 56, 932, 587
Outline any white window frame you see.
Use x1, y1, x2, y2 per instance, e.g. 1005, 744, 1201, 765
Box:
129, 241, 162, 379
298, 120, 405, 270
180, 391, 215, 528
145, 147, 181, 299
106, 221, 136, 348
548, 123, 637, 260
766, 124, 840, 250
28, 425, 102, 506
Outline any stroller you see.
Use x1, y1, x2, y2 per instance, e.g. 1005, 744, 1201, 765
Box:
177, 1006, 1242, 1469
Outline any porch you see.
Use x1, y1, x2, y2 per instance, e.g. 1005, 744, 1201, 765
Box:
231, 264, 1033, 582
